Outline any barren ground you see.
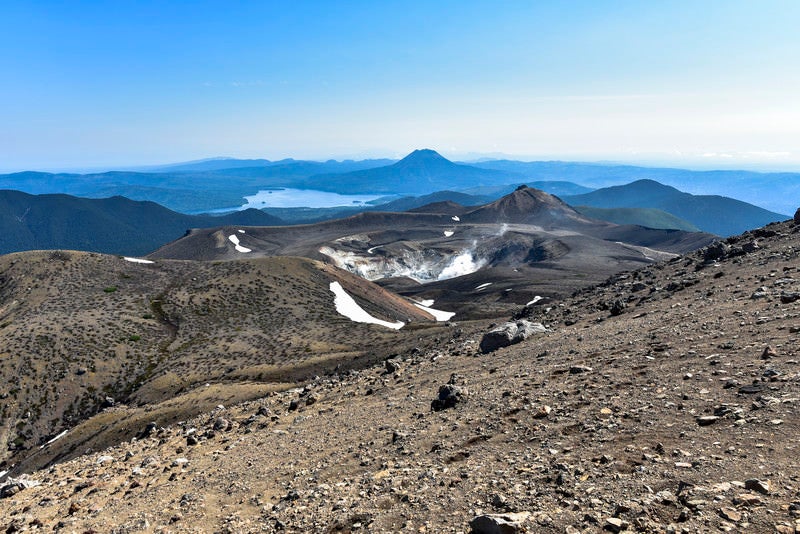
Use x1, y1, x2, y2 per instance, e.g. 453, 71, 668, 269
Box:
1, 220, 798, 532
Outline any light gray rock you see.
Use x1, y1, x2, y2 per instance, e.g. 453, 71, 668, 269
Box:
469, 511, 531, 533
480, 320, 547, 354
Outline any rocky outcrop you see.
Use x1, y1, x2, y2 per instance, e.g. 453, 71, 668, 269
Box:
479, 320, 547, 353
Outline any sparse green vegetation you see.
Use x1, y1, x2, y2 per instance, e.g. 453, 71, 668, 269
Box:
0, 252, 438, 475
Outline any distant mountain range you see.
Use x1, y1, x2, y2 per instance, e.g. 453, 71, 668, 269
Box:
563, 179, 787, 236
2, 149, 797, 217
0, 190, 283, 256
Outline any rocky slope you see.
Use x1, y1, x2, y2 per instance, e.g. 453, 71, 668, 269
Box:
1, 218, 798, 532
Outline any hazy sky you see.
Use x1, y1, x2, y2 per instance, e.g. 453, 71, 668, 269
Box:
2, 0, 800, 171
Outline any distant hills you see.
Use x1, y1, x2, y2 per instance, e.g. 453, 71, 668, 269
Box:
564, 179, 787, 236
0, 190, 283, 256
573, 206, 700, 232
473, 159, 798, 216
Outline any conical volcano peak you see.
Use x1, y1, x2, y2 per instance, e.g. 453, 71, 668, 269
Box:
503, 184, 559, 202
395, 149, 453, 167
462, 184, 593, 226
406, 148, 448, 160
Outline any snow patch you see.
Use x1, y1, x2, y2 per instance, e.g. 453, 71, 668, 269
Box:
526, 296, 544, 306
0, 470, 7, 479
412, 299, 435, 307
451, 216, 460, 222
443, 230, 454, 237
124, 257, 154, 264
413, 303, 455, 322
329, 282, 404, 330
228, 234, 252, 253
40, 429, 68, 449
475, 282, 493, 290
238, 229, 245, 234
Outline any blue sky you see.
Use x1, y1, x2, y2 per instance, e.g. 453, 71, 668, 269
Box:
2, 0, 799, 171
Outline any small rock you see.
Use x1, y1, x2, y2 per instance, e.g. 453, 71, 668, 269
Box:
532, 405, 552, 419
384, 358, 401, 374
751, 287, 770, 299
719, 508, 742, 522
0, 483, 21, 498
431, 383, 467, 411
604, 516, 629, 532
213, 417, 231, 431
569, 365, 593, 374
609, 299, 626, 316
735, 493, 763, 506
738, 384, 765, 394
696, 415, 720, 426
762, 346, 778, 359
140, 421, 157, 438
744, 478, 770, 495
469, 512, 531, 533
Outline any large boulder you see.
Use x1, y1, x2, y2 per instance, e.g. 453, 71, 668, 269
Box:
479, 320, 547, 354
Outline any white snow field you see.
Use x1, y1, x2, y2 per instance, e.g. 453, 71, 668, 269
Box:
413, 302, 455, 321
329, 281, 404, 330
228, 234, 252, 253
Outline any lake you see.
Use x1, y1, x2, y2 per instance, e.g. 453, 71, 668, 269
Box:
241, 188, 383, 209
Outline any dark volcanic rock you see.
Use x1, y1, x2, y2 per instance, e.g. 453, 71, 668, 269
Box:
431, 384, 468, 411
479, 320, 547, 354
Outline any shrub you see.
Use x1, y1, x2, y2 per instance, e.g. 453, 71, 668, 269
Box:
103, 286, 118, 293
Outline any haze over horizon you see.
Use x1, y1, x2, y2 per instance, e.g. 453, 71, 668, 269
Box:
3, 1, 800, 172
